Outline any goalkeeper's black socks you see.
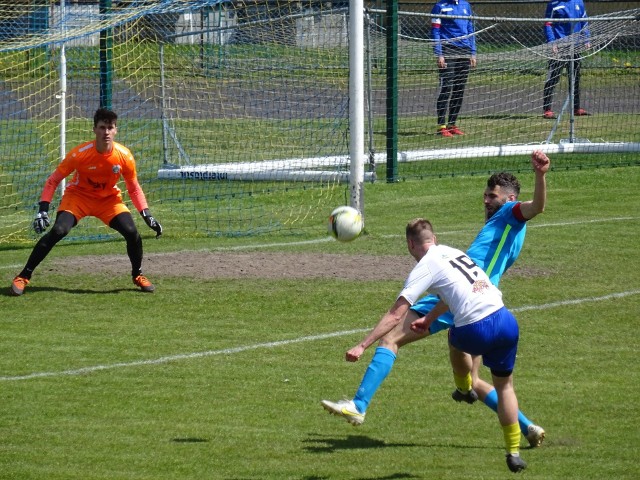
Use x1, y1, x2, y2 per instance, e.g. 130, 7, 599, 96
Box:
17, 268, 33, 280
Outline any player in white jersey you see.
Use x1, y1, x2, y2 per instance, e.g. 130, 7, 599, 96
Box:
331, 218, 528, 472
401, 245, 504, 329
321, 151, 549, 450
406, 219, 527, 472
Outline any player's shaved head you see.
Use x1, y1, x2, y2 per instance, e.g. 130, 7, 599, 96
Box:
406, 218, 435, 243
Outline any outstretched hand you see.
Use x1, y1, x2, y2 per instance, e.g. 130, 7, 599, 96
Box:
345, 345, 365, 363
531, 150, 550, 174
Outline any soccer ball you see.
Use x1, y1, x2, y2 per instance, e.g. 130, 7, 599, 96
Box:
328, 206, 363, 242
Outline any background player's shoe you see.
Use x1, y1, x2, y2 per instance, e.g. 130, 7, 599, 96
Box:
574, 108, 591, 116
506, 453, 527, 472
447, 125, 465, 135
133, 275, 155, 293
525, 424, 546, 447
437, 126, 454, 137
321, 399, 365, 426
10, 276, 29, 296
451, 388, 478, 404
543, 110, 556, 119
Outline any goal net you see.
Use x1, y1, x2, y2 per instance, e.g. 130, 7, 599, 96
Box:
368, 4, 640, 179
0, 0, 357, 244
0, 1, 638, 244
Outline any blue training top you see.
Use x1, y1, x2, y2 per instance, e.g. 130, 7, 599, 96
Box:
544, 0, 590, 42
431, 0, 476, 56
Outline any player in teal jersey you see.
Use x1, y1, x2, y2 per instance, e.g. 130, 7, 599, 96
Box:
322, 150, 550, 448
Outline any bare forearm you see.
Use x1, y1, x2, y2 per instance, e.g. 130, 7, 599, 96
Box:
411, 300, 449, 333
424, 300, 449, 325
358, 312, 402, 350
520, 151, 549, 220
345, 298, 411, 362
524, 172, 547, 219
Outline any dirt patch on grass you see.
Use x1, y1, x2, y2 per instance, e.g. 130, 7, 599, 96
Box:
55, 251, 551, 283
61, 251, 416, 281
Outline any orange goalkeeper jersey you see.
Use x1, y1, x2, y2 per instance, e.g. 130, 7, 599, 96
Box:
42, 140, 148, 212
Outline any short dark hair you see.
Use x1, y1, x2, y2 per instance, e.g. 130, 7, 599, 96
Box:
487, 172, 520, 197
93, 108, 118, 127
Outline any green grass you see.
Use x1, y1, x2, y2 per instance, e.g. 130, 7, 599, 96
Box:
0, 166, 639, 479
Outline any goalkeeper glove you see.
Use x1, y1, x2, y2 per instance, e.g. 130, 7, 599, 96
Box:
33, 201, 50, 234
141, 209, 163, 238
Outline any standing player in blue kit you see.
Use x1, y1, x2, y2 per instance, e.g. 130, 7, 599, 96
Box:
431, 0, 476, 137
542, 0, 591, 119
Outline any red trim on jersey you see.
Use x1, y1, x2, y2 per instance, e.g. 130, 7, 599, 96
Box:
512, 202, 526, 222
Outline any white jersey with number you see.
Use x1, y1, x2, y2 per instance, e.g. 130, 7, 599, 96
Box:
399, 244, 504, 327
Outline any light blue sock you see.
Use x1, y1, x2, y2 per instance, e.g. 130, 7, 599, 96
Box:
352, 346, 396, 414
483, 388, 533, 435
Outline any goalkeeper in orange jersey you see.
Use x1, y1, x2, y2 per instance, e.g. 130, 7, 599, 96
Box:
9, 108, 163, 296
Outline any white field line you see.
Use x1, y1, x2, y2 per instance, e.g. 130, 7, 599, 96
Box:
1, 290, 638, 382
530, 217, 637, 228
379, 216, 639, 238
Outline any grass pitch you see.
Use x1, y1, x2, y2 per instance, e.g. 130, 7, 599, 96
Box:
0, 165, 639, 479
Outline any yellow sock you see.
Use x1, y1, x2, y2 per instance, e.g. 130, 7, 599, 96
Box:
453, 372, 472, 393
502, 423, 521, 455
438, 124, 447, 130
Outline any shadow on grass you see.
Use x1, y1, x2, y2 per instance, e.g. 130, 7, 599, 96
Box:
303, 434, 420, 453
301, 474, 420, 480
171, 437, 209, 443
4, 285, 143, 296
304, 433, 503, 454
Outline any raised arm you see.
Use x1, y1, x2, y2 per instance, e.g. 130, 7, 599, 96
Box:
519, 150, 550, 221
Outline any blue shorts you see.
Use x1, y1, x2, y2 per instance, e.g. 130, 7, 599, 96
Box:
448, 306, 519, 376
410, 295, 455, 335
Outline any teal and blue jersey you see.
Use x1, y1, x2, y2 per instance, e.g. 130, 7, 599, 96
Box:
466, 200, 526, 287
544, 0, 590, 42
411, 201, 527, 333
431, 0, 476, 56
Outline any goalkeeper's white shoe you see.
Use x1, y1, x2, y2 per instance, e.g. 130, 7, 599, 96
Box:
525, 424, 546, 448
321, 399, 365, 426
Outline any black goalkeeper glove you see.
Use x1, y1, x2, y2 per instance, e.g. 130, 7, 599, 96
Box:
33, 201, 50, 234
141, 209, 163, 238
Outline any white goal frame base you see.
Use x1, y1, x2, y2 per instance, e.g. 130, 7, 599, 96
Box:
157, 141, 639, 182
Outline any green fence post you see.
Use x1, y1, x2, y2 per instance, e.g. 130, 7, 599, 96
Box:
99, 0, 113, 109
385, 0, 398, 183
